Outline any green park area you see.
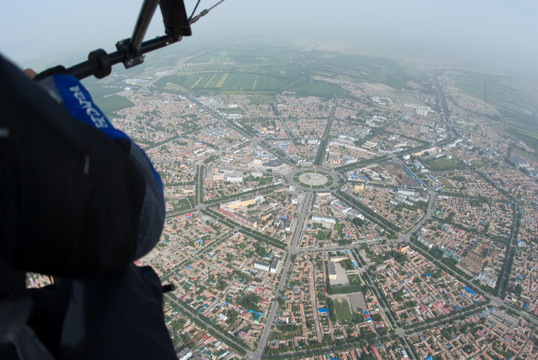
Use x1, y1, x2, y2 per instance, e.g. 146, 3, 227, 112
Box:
94, 95, 134, 115
334, 299, 352, 323
437, 176, 455, 189
425, 158, 464, 172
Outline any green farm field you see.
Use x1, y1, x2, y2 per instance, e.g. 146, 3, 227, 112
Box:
151, 44, 420, 98
450, 71, 538, 150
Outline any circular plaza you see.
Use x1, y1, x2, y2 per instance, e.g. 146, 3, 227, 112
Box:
292, 170, 335, 189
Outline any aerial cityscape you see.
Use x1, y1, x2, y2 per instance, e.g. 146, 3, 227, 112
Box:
2, 0, 538, 359
52, 39, 538, 360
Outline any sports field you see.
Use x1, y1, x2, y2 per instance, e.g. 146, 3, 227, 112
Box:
334, 298, 352, 323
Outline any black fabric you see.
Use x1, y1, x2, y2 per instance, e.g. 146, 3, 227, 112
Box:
26, 265, 177, 360
0, 255, 25, 301
0, 342, 20, 360
0, 55, 145, 276
0, 297, 55, 360
0, 55, 175, 359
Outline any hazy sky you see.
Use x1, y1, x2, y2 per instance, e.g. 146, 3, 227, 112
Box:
2, 0, 537, 76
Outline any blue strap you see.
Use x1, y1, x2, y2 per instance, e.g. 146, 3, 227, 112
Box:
52, 75, 163, 192
52, 75, 129, 140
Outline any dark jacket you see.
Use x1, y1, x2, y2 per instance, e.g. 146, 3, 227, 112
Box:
0, 54, 175, 359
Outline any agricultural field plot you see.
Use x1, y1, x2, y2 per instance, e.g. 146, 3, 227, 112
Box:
187, 49, 246, 65
449, 71, 538, 136
187, 45, 294, 70
83, 77, 125, 99
172, 58, 348, 97
83, 78, 133, 115
451, 72, 535, 108
434, 196, 513, 239
226, 72, 289, 92
453, 117, 481, 133
292, 80, 346, 98
366, 245, 486, 328
316, 54, 413, 90
162, 82, 189, 92
157, 71, 292, 95
162, 230, 285, 350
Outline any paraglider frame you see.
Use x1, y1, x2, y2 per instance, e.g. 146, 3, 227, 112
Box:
35, 0, 192, 81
